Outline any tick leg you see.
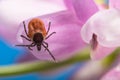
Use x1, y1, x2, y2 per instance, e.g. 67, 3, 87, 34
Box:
43, 41, 48, 51
28, 46, 33, 50
16, 43, 35, 51
42, 43, 56, 62
46, 22, 51, 34
31, 43, 36, 47
16, 45, 31, 47
28, 43, 36, 50
16, 44, 31, 50
23, 21, 29, 37
21, 35, 31, 41
45, 32, 56, 40
28, 43, 35, 50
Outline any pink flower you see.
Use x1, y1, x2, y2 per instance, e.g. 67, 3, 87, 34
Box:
81, 0, 120, 60
65, 0, 120, 79
0, 0, 89, 61
94, 1, 120, 79
64, 0, 98, 25
101, 63, 120, 80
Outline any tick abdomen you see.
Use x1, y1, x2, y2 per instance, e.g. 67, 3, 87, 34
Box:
28, 18, 47, 39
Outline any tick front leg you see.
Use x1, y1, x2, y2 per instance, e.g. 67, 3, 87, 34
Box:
46, 22, 51, 35
15, 43, 35, 51
28, 43, 36, 50
28, 46, 33, 50
16, 44, 32, 50
21, 35, 31, 41
43, 41, 48, 48
45, 32, 56, 40
43, 41, 48, 51
23, 21, 29, 37
42, 43, 56, 62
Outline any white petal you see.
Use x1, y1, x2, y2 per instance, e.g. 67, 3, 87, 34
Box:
81, 8, 120, 47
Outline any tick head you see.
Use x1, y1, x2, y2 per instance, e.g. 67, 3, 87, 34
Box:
37, 44, 41, 51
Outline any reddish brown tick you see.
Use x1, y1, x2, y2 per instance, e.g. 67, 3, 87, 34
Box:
16, 18, 56, 61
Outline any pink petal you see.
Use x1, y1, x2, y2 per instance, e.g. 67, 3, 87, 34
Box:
17, 51, 38, 63
90, 34, 116, 60
64, 0, 99, 24
64, 0, 74, 11
0, 24, 17, 45
0, 0, 66, 44
109, 0, 120, 10
81, 9, 120, 59
17, 11, 85, 61
91, 43, 116, 60
81, 9, 120, 47
101, 64, 120, 80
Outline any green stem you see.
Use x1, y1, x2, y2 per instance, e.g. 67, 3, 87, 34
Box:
0, 47, 119, 77
102, 47, 120, 66
0, 48, 90, 77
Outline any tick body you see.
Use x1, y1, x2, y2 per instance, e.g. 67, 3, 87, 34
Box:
16, 18, 56, 61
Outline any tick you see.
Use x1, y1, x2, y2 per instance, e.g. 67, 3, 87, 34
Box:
16, 18, 56, 61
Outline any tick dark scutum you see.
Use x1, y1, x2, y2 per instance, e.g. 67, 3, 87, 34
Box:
33, 33, 43, 51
